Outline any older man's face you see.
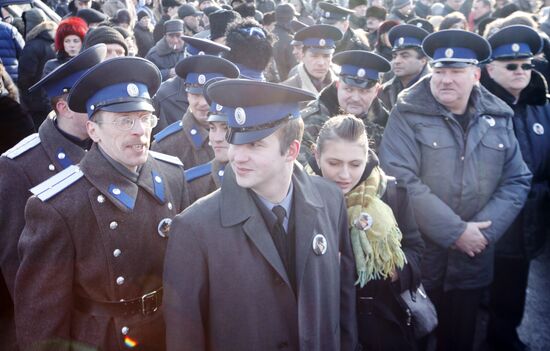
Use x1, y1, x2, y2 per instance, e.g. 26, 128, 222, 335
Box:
430, 65, 480, 113
487, 58, 532, 98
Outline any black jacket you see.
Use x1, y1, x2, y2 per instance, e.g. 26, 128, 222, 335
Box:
134, 23, 155, 58
481, 68, 550, 259
272, 22, 296, 81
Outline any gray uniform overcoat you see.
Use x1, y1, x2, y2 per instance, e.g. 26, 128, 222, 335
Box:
379, 76, 532, 291
0, 117, 87, 351
15, 144, 189, 351
164, 164, 359, 351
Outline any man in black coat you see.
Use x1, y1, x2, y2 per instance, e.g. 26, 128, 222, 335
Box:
14, 56, 189, 351
482, 25, 550, 351
272, 3, 298, 81
164, 79, 358, 351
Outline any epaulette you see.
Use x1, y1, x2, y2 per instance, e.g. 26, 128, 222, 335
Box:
1, 133, 41, 159
153, 120, 183, 142
184, 162, 212, 182
149, 150, 184, 167
30, 164, 84, 202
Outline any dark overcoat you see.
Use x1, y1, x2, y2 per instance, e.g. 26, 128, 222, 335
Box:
184, 159, 225, 204
164, 164, 359, 351
14, 145, 189, 351
151, 76, 189, 135
145, 37, 185, 81
0, 116, 86, 351
151, 109, 214, 169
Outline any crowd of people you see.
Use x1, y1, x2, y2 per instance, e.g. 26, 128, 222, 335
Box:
0, 0, 549, 350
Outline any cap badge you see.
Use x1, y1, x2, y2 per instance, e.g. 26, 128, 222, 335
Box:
354, 212, 374, 231
126, 83, 139, 97
198, 74, 206, 85
416, 22, 422, 27
216, 103, 223, 112
157, 218, 172, 238
235, 107, 246, 125
319, 38, 326, 47
511, 43, 520, 52
198, 51, 205, 55
445, 48, 454, 58
325, 11, 331, 17
533, 122, 544, 135
357, 68, 366, 78
312, 234, 328, 256
398, 37, 405, 46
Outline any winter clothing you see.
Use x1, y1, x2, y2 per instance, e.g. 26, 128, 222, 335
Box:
134, 21, 155, 58
0, 22, 25, 83
145, 37, 185, 81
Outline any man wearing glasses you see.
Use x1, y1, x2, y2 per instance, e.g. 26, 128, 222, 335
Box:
481, 25, 550, 351
300, 50, 391, 163
14, 56, 189, 351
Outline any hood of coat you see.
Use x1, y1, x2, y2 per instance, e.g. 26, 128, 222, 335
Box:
26, 21, 56, 41
480, 66, 548, 107
396, 74, 514, 119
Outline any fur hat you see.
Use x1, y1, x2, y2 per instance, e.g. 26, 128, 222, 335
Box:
366, 5, 386, 20
55, 16, 88, 52
209, 9, 241, 40
223, 18, 272, 73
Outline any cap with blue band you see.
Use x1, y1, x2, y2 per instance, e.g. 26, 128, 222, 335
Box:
182, 35, 230, 57
332, 50, 391, 88
388, 24, 429, 51
85, 82, 152, 116
422, 29, 491, 67
294, 24, 343, 53
175, 55, 240, 94
488, 25, 542, 60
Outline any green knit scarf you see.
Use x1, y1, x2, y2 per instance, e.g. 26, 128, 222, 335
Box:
345, 166, 407, 288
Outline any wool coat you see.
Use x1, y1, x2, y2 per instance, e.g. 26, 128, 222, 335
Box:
163, 164, 359, 351
14, 144, 189, 351
145, 37, 185, 81
151, 76, 189, 135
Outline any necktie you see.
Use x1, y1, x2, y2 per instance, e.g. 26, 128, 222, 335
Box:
272, 205, 287, 234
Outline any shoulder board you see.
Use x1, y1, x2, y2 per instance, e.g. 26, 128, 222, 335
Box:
184, 162, 212, 182
1, 133, 41, 159
153, 120, 183, 142
30, 164, 84, 202
148, 150, 184, 167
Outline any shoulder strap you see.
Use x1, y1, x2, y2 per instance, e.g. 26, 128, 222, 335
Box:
148, 150, 183, 167
2, 133, 41, 159
30, 164, 84, 202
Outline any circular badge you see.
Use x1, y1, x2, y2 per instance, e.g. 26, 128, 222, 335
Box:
235, 107, 246, 125
353, 212, 374, 231
325, 11, 330, 17
157, 218, 172, 238
198, 50, 205, 55
312, 234, 328, 256
484, 116, 496, 127
216, 103, 223, 112
319, 38, 326, 47
198, 74, 206, 85
357, 68, 366, 78
533, 122, 545, 135
511, 43, 520, 52
126, 83, 139, 97
445, 48, 454, 58
398, 37, 405, 46
416, 22, 422, 28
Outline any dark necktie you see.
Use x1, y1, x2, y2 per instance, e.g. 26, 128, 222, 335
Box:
272, 205, 287, 235
271, 205, 290, 276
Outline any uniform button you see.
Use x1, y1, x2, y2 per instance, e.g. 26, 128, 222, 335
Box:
116, 276, 125, 285
190, 129, 197, 135
498, 143, 504, 148
155, 176, 162, 183
110, 221, 118, 230
460, 156, 465, 161
113, 249, 121, 257
112, 188, 121, 195
97, 195, 105, 203
48, 164, 55, 171
121, 326, 129, 335
58, 152, 66, 160
432, 142, 438, 147
218, 170, 224, 177
167, 202, 173, 210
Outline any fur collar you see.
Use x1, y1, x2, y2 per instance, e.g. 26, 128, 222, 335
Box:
480, 67, 548, 106
26, 21, 56, 41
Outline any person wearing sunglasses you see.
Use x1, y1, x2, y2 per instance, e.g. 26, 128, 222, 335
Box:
14, 57, 190, 351
481, 24, 550, 351
300, 50, 391, 164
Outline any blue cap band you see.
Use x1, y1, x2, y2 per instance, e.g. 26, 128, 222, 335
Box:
186, 72, 224, 86
302, 38, 336, 48
433, 47, 478, 63
340, 64, 379, 80
185, 44, 206, 56
209, 101, 229, 115
86, 82, 151, 116
226, 102, 300, 129
392, 36, 422, 49
492, 42, 532, 59
44, 69, 88, 99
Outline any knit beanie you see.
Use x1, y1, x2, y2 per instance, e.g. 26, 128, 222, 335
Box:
83, 26, 128, 54
392, 0, 412, 10
137, 9, 150, 21
55, 17, 88, 52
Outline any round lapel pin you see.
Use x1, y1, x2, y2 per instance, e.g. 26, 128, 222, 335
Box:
312, 234, 328, 256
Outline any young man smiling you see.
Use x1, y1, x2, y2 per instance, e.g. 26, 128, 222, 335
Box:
14, 56, 189, 351
164, 79, 358, 350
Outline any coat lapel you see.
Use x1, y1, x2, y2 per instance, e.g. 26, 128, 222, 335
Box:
220, 166, 291, 287
38, 116, 87, 170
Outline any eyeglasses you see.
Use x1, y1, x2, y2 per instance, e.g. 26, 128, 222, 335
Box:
505, 63, 535, 71
96, 114, 158, 131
